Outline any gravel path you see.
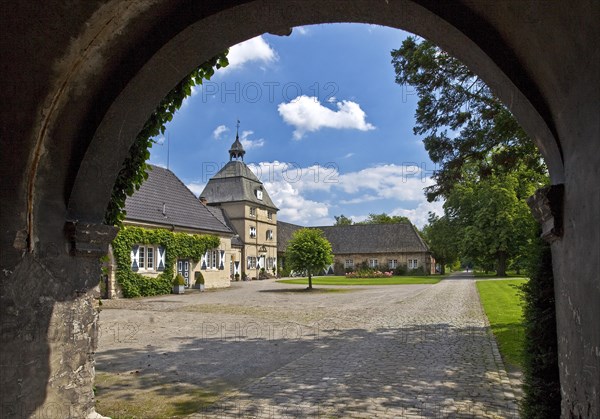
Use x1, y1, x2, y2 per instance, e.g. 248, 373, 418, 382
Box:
97, 273, 519, 418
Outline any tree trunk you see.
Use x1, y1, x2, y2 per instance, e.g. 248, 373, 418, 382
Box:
497, 251, 508, 277
440, 263, 446, 275
307, 272, 313, 289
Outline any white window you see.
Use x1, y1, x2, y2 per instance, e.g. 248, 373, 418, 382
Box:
133, 245, 163, 272
345, 259, 354, 269
388, 259, 397, 269
138, 246, 145, 269
249, 207, 256, 217
249, 226, 256, 238
207, 249, 220, 270
247, 256, 257, 269
369, 259, 378, 268
267, 211, 273, 220
266, 229, 273, 240
256, 189, 263, 200
408, 259, 419, 269
147, 247, 154, 270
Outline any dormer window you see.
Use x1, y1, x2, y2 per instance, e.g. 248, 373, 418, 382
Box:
256, 189, 263, 200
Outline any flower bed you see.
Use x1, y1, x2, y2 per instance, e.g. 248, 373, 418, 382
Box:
345, 269, 393, 278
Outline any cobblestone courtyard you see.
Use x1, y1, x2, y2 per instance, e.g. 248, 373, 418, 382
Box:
97, 273, 519, 418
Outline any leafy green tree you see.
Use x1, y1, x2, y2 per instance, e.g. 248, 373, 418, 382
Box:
356, 213, 411, 225
334, 214, 353, 225
421, 213, 459, 274
285, 228, 333, 290
445, 170, 538, 276
105, 51, 229, 226
391, 37, 545, 201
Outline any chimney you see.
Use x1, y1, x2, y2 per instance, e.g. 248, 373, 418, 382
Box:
200, 196, 208, 205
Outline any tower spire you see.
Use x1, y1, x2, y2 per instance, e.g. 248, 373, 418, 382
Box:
229, 119, 246, 161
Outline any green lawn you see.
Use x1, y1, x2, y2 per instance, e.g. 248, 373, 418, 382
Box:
277, 276, 442, 286
473, 270, 527, 279
476, 279, 527, 368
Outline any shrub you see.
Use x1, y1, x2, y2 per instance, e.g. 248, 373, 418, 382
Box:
194, 271, 204, 285
393, 265, 407, 276
520, 234, 560, 417
408, 266, 426, 276
334, 261, 345, 276
174, 274, 185, 286
234, 273, 240, 281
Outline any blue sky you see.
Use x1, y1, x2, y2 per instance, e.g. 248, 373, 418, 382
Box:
148, 23, 443, 227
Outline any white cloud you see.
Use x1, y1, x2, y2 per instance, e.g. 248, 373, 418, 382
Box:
213, 125, 229, 139
221, 36, 277, 73
245, 161, 438, 226
390, 200, 445, 229
342, 152, 354, 159
294, 26, 309, 36
186, 182, 206, 197
239, 130, 265, 149
277, 95, 375, 139
326, 96, 337, 103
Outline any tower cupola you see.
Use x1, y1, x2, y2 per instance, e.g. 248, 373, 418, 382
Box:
229, 120, 245, 161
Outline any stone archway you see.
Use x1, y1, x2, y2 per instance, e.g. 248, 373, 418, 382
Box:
1, 1, 597, 417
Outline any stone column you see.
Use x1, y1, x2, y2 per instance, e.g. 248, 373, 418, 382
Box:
0, 222, 117, 418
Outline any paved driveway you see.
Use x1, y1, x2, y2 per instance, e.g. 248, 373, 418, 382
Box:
97, 273, 518, 418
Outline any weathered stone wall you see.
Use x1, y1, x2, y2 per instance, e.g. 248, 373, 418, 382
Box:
1, 1, 598, 417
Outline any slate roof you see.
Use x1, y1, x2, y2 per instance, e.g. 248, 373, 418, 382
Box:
276, 221, 430, 254
124, 165, 233, 234
200, 160, 278, 209
277, 221, 303, 252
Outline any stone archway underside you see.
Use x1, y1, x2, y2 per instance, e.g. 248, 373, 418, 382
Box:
0, 1, 598, 417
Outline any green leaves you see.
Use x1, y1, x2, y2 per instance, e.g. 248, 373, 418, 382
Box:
391, 37, 546, 201
285, 229, 333, 281
112, 226, 220, 297
104, 50, 229, 226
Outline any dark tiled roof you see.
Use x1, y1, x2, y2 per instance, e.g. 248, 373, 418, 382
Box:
276, 221, 430, 254
124, 165, 233, 234
318, 223, 430, 254
200, 161, 278, 209
277, 221, 303, 252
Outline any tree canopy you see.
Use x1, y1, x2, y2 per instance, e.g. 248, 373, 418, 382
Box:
333, 215, 353, 226
444, 169, 539, 276
421, 213, 459, 275
391, 37, 545, 202
285, 228, 333, 289
356, 213, 411, 225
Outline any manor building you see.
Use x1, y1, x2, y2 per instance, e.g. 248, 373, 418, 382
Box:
199, 133, 279, 279
109, 131, 433, 297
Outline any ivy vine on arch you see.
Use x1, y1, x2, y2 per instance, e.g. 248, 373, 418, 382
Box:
105, 51, 229, 226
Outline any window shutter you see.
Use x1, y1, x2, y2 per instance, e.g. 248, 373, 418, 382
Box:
157, 246, 166, 271
201, 252, 207, 270
219, 250, 225, 270
131, 245, 139, 272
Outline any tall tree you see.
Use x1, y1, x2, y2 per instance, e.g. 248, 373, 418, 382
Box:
334, 214, 353, 225
444, 169, 538, 276
285, 229, 333, 290
391, 37, 545, 201
421, 213, 459, 274
356, 213, 411, 225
